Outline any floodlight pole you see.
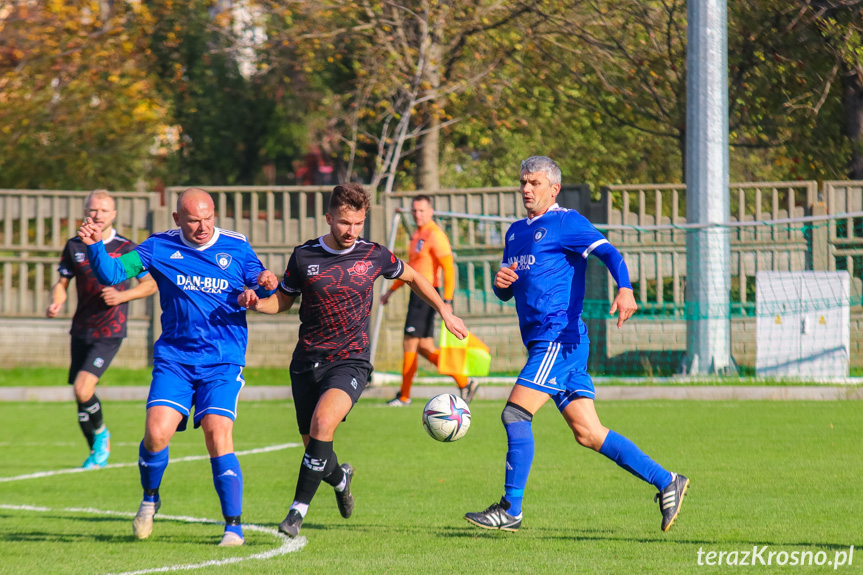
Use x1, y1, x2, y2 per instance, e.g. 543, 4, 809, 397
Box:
685, 0, 732, 374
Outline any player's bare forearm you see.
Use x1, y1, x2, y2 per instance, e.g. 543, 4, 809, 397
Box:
401, 264, 447, 314
401, 264, 468, 339
117, 275, 157, 303
46, 278, 69, 317
244, 290, 294, 314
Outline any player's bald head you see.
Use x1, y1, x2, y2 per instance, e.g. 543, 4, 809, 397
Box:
174, 188, 216, 245
176, 188, 214, 215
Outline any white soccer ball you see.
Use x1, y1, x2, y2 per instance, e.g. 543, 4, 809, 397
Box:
422, 393, 471, 442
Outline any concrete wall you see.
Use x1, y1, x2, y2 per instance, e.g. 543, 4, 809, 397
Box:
0, 318, 152, 369
0, 314, 526, 372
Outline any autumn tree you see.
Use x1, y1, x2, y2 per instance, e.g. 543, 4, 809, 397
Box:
0, 0, 167, 189
261, 0, 538, 193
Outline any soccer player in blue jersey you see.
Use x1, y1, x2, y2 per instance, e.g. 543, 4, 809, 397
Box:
77, 188, 278, 547
464, 156, 689, 533
239, 183, 468, 539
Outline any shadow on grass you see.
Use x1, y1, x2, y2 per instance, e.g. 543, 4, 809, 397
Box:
433, 524, 853, 551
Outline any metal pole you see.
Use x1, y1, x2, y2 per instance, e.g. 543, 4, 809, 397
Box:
685, 0, 732, 374
369, 211, 404, 373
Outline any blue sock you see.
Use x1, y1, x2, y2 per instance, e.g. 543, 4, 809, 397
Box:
138, 442, 169, 502
211, 453, 243, 537
503, 420, 534, 517
599, 430, 672, 491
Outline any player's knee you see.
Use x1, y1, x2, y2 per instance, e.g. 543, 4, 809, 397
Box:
571, 423, 604, 450
501, 402, 533, 426
310, 411, 339, 436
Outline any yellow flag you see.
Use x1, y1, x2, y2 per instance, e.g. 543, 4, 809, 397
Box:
438, 328, 491, 377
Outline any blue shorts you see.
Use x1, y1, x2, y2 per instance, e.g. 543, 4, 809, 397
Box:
516, 341, 595, 410
148, 359, 245, 431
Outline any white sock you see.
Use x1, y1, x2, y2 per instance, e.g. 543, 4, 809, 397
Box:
290, 502, 309, 517
334, 475, 347, 492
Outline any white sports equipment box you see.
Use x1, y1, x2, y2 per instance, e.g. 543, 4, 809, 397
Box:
755, 271, 851, 377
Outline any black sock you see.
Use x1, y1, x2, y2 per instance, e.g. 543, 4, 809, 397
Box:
321, 449, 344, 487
77, 396, 101, 448
87, 395, 104, 431
293, 438, 333, 505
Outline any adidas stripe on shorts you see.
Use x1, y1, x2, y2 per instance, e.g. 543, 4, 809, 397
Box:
516, 341, 595, 410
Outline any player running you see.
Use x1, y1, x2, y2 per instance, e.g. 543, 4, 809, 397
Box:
239, 183, 467, 539
464, 156, 689, 533
78, 188, 277, 547
47, 190, 157, 469
379, 194, 479, 405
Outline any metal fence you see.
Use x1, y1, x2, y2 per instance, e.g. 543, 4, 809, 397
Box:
600, 182, 847, 316
4, 181, 863, 372
0, 190, 158, 318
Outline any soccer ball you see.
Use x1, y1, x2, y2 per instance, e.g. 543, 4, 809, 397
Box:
422, 394, 471, 442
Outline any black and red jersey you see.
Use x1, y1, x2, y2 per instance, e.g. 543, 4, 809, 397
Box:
57, 230, 139, 342
279, 237, 404, 363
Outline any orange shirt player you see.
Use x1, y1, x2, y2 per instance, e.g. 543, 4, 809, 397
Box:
380, 195, 480, 405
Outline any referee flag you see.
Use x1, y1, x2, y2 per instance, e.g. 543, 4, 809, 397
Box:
438, 328, 491, 377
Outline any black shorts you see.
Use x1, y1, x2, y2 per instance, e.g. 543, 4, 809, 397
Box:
290, 358, 372, 435
404, 291, 437, 339
68, 337, 123, 384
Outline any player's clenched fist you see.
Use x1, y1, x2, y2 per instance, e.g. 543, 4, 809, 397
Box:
77, 217, 102, 245
494, 262, 519, 289
237, 289, 259, 309
257, 270, 278, 291
46, 302, 62, 318
101, 287, 124, 306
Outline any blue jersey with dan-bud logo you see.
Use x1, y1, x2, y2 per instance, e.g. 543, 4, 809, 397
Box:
493, 204, 632, 346
87, 227, 270, 366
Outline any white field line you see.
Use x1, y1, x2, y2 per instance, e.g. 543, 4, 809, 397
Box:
0, 442, 301, 483
0, 504, 306, 574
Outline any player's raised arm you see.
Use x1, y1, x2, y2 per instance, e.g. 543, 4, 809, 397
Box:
398, 263, 467, 339
78, 217, 149, 287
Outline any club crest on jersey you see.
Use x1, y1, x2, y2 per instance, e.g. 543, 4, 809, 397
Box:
533, 228, 548, 242
348, 261, 372, 276
216, 253, 232, 270
415, 239, 425, 253
74, 252, 86, 263
307, 264, 319, 276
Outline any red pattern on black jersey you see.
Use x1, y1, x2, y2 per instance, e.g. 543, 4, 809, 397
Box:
58, 236, 137, 341
280, 238, 403, 363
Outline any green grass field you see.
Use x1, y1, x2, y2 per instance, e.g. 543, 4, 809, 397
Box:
0, 399, 861, 574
